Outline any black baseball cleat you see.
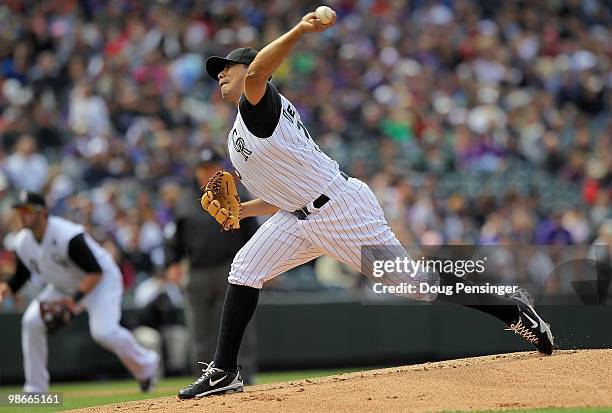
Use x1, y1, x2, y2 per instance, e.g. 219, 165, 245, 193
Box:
506, 289, 554, 355
139, 377, 155, 393
178, 362, 243, 399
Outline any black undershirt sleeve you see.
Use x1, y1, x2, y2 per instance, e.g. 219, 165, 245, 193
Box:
7, 256, 31, 294
239, 82, 282, 138
67, 233, 103, 274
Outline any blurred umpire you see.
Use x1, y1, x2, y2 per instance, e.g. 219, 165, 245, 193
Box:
165, 148, 258, 382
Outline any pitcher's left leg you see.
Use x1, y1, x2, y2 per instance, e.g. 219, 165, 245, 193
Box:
306, 177, 553, 354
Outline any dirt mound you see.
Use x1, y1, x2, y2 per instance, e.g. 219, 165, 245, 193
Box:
73, 349, 612, 413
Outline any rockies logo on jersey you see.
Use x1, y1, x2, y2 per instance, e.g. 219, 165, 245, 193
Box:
232, 128, 252, 161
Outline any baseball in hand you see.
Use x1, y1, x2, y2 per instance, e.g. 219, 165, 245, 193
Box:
315, 5, 335, 24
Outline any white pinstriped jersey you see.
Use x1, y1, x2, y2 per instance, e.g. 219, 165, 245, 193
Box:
14, 216, 115, 294
224, 86, 438, 298
228, 91, 340, 211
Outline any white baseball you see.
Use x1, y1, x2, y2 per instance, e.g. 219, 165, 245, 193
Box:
315, 5, 334, 25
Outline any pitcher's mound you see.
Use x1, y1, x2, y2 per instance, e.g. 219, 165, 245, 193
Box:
74, 349, 612, 413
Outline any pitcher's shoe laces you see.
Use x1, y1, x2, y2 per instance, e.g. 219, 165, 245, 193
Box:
193, 361, 222, 384
506, 318, 539, 344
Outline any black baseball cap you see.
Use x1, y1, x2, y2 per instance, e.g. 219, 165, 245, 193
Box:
196, 148, 224, 166
205, 47, 259, 80
12, 190, 47, 209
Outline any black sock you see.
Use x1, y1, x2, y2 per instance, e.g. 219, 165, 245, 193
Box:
434, 271, 519, 325
213, 284, 259, 373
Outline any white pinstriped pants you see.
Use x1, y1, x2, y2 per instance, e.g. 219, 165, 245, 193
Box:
228, 175, 437, 300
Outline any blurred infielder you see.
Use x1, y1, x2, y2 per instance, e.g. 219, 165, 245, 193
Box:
0, 191, 159, 393
178, 10, 554, 399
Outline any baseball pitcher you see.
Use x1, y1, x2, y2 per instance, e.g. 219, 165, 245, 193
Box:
177, 9, 554, 399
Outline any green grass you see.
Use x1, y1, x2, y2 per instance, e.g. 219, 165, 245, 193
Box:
1, 370, 609, 413
471, 409, 612, 413
0, 368, 363, 412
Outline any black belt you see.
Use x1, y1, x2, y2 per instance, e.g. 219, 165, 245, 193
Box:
291, 172, 349, 220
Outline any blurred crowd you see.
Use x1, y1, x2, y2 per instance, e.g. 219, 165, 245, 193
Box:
0, 0, 609, 303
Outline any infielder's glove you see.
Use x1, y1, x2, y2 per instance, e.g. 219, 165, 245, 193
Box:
200, 171, 241, 231
40, 300, 74, 335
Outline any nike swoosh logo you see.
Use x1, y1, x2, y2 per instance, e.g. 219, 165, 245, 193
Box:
209, 376, 227, 387
524, 313, 539, 329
